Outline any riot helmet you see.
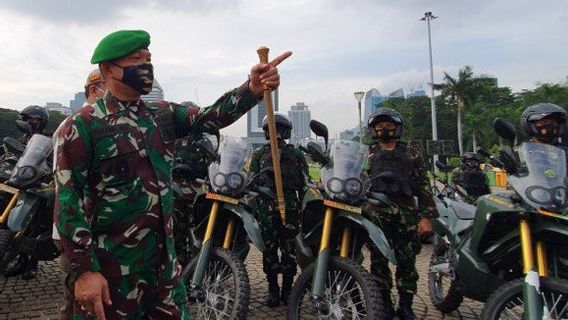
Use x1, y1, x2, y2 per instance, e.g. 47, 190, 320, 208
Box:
521, 103, 566, 143
18, 105, 49, 133
262, 113, 293, 140
461, 152, 481, 170
367, 107, 404, 141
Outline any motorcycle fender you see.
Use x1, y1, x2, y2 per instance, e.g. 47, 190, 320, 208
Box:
7, 192, 39, 232
336, 211, 397, 264
432, 197, 452, 236
302, 187, 323, 210
223, 203, 265, 252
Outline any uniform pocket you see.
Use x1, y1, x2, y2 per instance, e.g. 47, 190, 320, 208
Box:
99, 147, 138, 188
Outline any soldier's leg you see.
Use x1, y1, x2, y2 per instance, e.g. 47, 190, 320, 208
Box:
393, 211, 420, 320
60, 250, 74, 320
258, 202, 281, 307
369, 216, 395, 290
147, 277, 190, 320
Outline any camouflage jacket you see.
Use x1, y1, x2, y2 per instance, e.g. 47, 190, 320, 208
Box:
250, 142, 309, 192
54, 82, 259, 278
365, 141, 438, 219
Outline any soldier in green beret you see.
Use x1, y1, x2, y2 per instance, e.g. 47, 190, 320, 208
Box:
54, 29, 291, 319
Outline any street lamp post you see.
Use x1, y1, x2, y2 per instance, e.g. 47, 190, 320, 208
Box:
421, 11, 439, 171
354, 91, 365, 144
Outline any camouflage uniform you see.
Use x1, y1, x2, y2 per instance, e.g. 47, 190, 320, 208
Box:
54, 82, 259, 319
250, 143, 308, 277
364, 141, 438, 293
450, 166, 491, 200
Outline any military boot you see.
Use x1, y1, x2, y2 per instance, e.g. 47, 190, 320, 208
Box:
280, 275, 294, 305
380, 289, 395, 320
266, 274, 280, 307
21, 259, 38, 280
396, 291, 419, 320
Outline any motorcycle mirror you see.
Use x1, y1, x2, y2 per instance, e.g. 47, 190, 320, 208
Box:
15, 120, 32, 136
309, 120, 329, 151
493, 118, 517, 145
476, 147, 492, 159
3, 137, 26, 153
435, 160, 447, 172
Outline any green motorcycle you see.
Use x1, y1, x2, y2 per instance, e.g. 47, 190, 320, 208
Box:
182, 136, 266, 320
428, 118, 568, 319
287, 120, 396, 319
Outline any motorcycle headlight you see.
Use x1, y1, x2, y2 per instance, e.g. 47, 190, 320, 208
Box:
344, 178, 363, 196
226, 173, 245, 190
327, 178, 343, 194
212, 173, 226, 188
15, 166, 36, 181
554, 187, 567, 206
526, 186, 552, 204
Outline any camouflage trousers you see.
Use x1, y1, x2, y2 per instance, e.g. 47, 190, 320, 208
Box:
365, 203, 421, 294
72, 268, 190, 320
173, 181, 199, 267
257, 193, 300, 277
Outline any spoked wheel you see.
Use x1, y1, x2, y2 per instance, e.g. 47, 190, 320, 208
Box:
480, 277, 568, 319
287, 257, 383, 319
183, 248, 249, 320
428, 239, 463, 313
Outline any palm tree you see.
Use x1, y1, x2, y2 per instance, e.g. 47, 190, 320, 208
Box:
433, 66, 480, 156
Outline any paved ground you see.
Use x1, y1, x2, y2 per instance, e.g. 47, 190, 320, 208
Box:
0, 244, 484, 319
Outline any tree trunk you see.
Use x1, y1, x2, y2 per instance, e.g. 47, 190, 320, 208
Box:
472, 129, 477, 152
457, 98, 464, 156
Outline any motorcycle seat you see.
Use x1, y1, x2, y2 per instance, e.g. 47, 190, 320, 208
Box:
448, 199, 476, 220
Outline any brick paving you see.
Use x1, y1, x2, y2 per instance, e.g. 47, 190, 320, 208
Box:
0, 244, 484, 319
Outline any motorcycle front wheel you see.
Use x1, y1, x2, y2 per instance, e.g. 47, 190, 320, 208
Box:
183, 248, 250, 320
428, 240, 463, 313
287, 256, 383, 319
480, 277, 568, 319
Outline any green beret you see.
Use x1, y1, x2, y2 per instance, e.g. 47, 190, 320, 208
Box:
91, 30, 151, 64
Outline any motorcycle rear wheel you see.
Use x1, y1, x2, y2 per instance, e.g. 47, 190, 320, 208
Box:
183, 248, 249, 320
428, 240, 463, 313
287, 256, 384, 319
480, 277, 568, 319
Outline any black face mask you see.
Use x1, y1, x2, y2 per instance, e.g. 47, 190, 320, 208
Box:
113, 62, 154, 95
376, 128, 397, 142
536, 124, 559, 143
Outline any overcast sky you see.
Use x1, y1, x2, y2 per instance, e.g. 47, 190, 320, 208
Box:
0, 0, 566, 136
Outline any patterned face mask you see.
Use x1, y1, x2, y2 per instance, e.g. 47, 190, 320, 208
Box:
112, 62, 154, 95
536, 123, 560, 143
376, 128, 398, 142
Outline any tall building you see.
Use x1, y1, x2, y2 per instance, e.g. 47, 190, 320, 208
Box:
406, 89, 427, 98
363, 88, 385, 122
388, 88, 405, 99
69, 92, 86, 111
46, 102, 72, 116
288, 102, 311, 145
141, 79, 164, 103
246, 88, 278, 146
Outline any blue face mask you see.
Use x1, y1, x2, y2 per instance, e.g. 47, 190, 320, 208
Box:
112, 62, 154, 95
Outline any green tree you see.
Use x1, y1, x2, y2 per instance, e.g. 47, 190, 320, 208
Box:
434, 66, 481, 156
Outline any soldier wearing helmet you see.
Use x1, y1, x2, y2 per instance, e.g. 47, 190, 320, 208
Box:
17, 105, 50, 144
521, 103, 567, 145
364, 107, 438, 320
451, 152, 491, 202
250, 112, 308, 307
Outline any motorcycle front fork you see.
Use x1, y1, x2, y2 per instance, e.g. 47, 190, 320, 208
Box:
311, 207, 353, 313
190, 200, 236, 300
519, 216, 548, 319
